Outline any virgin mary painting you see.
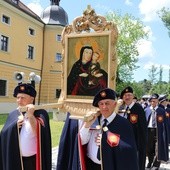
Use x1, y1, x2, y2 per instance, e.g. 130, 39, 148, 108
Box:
67, 37, 108, 97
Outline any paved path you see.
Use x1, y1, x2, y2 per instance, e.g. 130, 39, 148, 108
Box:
52, 147, 58, 170
52, 147, 170, 170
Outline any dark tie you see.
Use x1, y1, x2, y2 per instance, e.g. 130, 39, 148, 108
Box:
97, 119, 108, 160
22, 112, 26, 116
123, 106, 129, 117
151, 109, 156, 128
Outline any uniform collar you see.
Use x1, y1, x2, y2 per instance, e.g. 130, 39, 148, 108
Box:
101, 112, 116, 125
126, 101, 135, 109
150, 106, 158, 111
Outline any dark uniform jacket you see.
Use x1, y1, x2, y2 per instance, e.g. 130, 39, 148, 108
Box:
100, 114, 139, 170
56, 113, 81, 170
126, 103, 147, 170
145, 106, 169, 161
0, 109, 51, 170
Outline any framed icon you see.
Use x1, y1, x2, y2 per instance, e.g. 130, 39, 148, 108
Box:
62, 31, 117, 101
58, 5, 118, 113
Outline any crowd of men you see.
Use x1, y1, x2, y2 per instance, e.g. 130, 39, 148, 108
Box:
57, 86, 170, 170
133, 90, 170, 170
0, 83, 170, 170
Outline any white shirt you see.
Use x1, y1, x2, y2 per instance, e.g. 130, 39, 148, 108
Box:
79, 112, 116, 164
119, 102, 135, 118
20, 118, 37, 157
148, 106, 158, 128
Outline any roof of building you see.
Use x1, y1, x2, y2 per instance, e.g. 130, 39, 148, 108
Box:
4, 0, 43, 23
41, 3, 68, 26
4, 0, 68, 26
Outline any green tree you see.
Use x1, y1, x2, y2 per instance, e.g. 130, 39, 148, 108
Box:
142, 79, 152, 94
158, 7, 170, 37
148, 65, 159, 93
158, 8, 170, 97
158, 65, 163, 93
105, 12, 149, 88
168, 65, 170, 96
148, 65, 158, 84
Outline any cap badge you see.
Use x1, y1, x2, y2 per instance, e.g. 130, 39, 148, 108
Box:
100, 91, 106, 98
20, 86, 25, 91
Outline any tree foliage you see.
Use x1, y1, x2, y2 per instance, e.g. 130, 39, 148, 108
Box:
148, 65, 158, 85
158, 7, 170, 37
105, 11, 148, 93
104, 11, 170, 99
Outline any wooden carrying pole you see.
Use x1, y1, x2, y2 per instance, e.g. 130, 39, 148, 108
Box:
18, 99, 123, 122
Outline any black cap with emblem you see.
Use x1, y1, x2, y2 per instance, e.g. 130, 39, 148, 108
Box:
13, 83, 37, 98
120, 86, 133, 99
92, 88, 117, 107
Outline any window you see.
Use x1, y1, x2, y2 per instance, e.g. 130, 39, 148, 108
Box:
29, 28, 35, 35
1, 35, 9, 52
56, 34, 61, 42
28, 45, 34, 59
2, 15, 10, 24
55, 53, 62, 62
0, 80, 7, 96
56, 89, 61, 98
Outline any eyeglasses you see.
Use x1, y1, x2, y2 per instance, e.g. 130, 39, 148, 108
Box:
123, 94, 133, 97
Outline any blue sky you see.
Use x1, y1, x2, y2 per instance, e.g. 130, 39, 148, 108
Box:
21, 0, 170, 82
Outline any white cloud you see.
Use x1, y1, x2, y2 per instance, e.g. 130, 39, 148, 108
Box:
26, 1, 44, 17
137, 39, 155, 58
139, 0, 170, 22
125, 0, 133, 6
95, 4, 111, 14
144, 62, 170, 70
137, 25, 156, 58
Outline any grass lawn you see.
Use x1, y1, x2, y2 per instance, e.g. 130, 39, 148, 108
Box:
0, 112, 65, 147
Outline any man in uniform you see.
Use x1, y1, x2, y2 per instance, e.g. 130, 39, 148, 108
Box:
56, 113, 81, 170
79, 88, 139, 170
145, 93, 169, 169
158, 95, 168, 110
120, 86, 147, 170
0, 83, 51, 170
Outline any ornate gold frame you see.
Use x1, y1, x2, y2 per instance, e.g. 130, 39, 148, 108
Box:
58, 5, 118, 118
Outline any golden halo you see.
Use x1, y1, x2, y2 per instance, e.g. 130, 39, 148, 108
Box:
75, 37, 104, 61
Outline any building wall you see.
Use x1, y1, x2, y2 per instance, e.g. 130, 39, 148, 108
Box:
40, 25, 63, 104
0, 1, 63, 113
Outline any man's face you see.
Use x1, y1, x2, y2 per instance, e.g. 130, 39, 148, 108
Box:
98, 99, 117, 118
161, 100, 167, 107
150, 99, 158, 108
16, 93, 34, 106
122, 92, 134, 105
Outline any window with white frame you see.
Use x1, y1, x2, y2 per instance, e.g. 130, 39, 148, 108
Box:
0, 79, 7, 96
56, 89, 61, 98
2, 15, 10, 25
56, 34, 61, 42
28, 45, 34, 59
29, 28, 35, 36
55, 53, 62, 62
1, 35, 9, 52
